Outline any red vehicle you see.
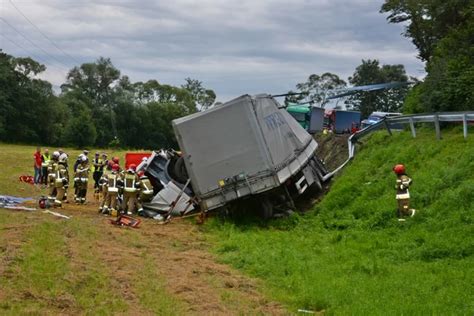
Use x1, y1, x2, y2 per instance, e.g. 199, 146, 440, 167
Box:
125, 152, 152, 170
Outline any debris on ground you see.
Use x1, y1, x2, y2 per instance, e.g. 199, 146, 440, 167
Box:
110, 214, 141, 228
18, 175, 35, 185
0, 195, 35, 211
42, 210, 71, 219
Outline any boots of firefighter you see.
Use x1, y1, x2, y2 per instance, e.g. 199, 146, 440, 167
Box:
109, 193, 118, 212
136, 201, 144, 216
48, 185, 56, 203
63, 187, 69, 203
54, 187, 65, 207
122, 192, 130, 214
127, 194, 137, 215
80, 187, 87, 204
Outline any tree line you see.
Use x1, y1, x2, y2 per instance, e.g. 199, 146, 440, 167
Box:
0, 53, 216, 149
285, 1, 473, 117
1, 1, 471, 148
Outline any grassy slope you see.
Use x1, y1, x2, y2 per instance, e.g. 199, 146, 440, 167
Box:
206, 128, 474, 315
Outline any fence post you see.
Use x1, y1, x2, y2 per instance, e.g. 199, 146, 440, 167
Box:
409, 117, 416, 138
384, 119, 392, 136
434, 113, 441, 140
463, 114, 468, 139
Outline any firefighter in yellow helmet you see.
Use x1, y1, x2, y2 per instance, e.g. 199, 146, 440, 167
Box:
47, 151, 60, 203
102, 163, 122, 215
74, 155, 90, 204
122, 164, 140, 214
393, 164, 416, 221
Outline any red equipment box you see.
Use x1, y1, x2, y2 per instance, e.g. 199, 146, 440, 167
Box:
125, 152, 152, 170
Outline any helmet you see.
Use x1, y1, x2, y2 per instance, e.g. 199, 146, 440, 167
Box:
59, 153, 68, 162
81, 155, 88, 163
52, 151, 60, 159
393, 164, 405, 175
83, 150, 89, 155
59, 154, 67, 163
112, 163, 120, 171
112, 156, 120, 164
129, 164, 137, 171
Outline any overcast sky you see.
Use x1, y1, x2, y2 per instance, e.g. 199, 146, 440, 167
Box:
0, 0, 425, 101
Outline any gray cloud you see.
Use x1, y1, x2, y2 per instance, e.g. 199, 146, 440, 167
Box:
1, 0, 424, 101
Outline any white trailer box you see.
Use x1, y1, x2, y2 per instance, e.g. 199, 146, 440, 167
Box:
172, 94, 325, 211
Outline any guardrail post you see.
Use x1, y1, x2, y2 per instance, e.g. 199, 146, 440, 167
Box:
463, 114, 468, 139
409, 117, 416, 138
434, 114, 441, 140
384, 119, 392, 136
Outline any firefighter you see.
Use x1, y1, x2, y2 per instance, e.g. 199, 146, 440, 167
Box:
92, 152, 106, 199
47, 151, 60, 203
53, 154, 69, 207
393, 164, 416, 221
58, 150, 70, 202
40, 149, 51, 185
74, 156, 89, 204
122, 164, 140, 214
102, 163, 122, 215
136, 171, 154, 215
98, 161, 114, 213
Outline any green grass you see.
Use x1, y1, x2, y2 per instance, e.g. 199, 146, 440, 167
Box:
205, 128, 474, 315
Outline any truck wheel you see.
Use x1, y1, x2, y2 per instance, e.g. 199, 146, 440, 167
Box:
173, 157, 188, 183
261, 197, 273, 219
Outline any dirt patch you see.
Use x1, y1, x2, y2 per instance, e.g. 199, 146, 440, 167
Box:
24, 186, 288, 315
314, 133, 350, 171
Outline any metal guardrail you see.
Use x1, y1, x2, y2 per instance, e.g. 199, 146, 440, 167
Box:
322, 111, 474, 181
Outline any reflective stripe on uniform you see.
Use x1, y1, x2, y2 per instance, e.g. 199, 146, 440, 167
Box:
396, 192, 410, 199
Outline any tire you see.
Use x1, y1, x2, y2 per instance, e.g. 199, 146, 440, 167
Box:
261, 196, 274, 220
173, 157, 188, 183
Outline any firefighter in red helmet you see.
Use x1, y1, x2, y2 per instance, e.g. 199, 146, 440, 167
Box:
393, 164, 416, 221
122, 163, 140, 214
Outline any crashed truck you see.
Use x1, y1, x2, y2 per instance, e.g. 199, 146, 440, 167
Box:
138, 94, 329, 218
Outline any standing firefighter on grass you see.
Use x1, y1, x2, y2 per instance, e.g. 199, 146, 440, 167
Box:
53, 154, 69, 207
393, 164, 416, 221
122, 164, 140, 214
74, 156, 89, 204
101, 163, 122, 215
92, 152, 106, 199
47, 151, 60, 203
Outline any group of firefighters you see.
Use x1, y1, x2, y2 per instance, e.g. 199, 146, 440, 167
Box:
41, 149, 155, 216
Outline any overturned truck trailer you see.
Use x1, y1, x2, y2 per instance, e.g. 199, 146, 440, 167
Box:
144, 94, 329, 217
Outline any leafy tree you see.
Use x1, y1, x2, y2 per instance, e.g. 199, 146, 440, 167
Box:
284, 72, 346, 106
381, 1, 473, 113
381, 0, 472, 61
347, 59, 409, 117
63, 105, 97, 147
61, 57, 120, 108
404, 18, 474, 113
181, 77, 216, 111
0, 51, 59, 143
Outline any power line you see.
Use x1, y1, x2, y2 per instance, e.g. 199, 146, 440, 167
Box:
8, 0, 81, 65
0, 16, 70, 72
0, 32, 68, 73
